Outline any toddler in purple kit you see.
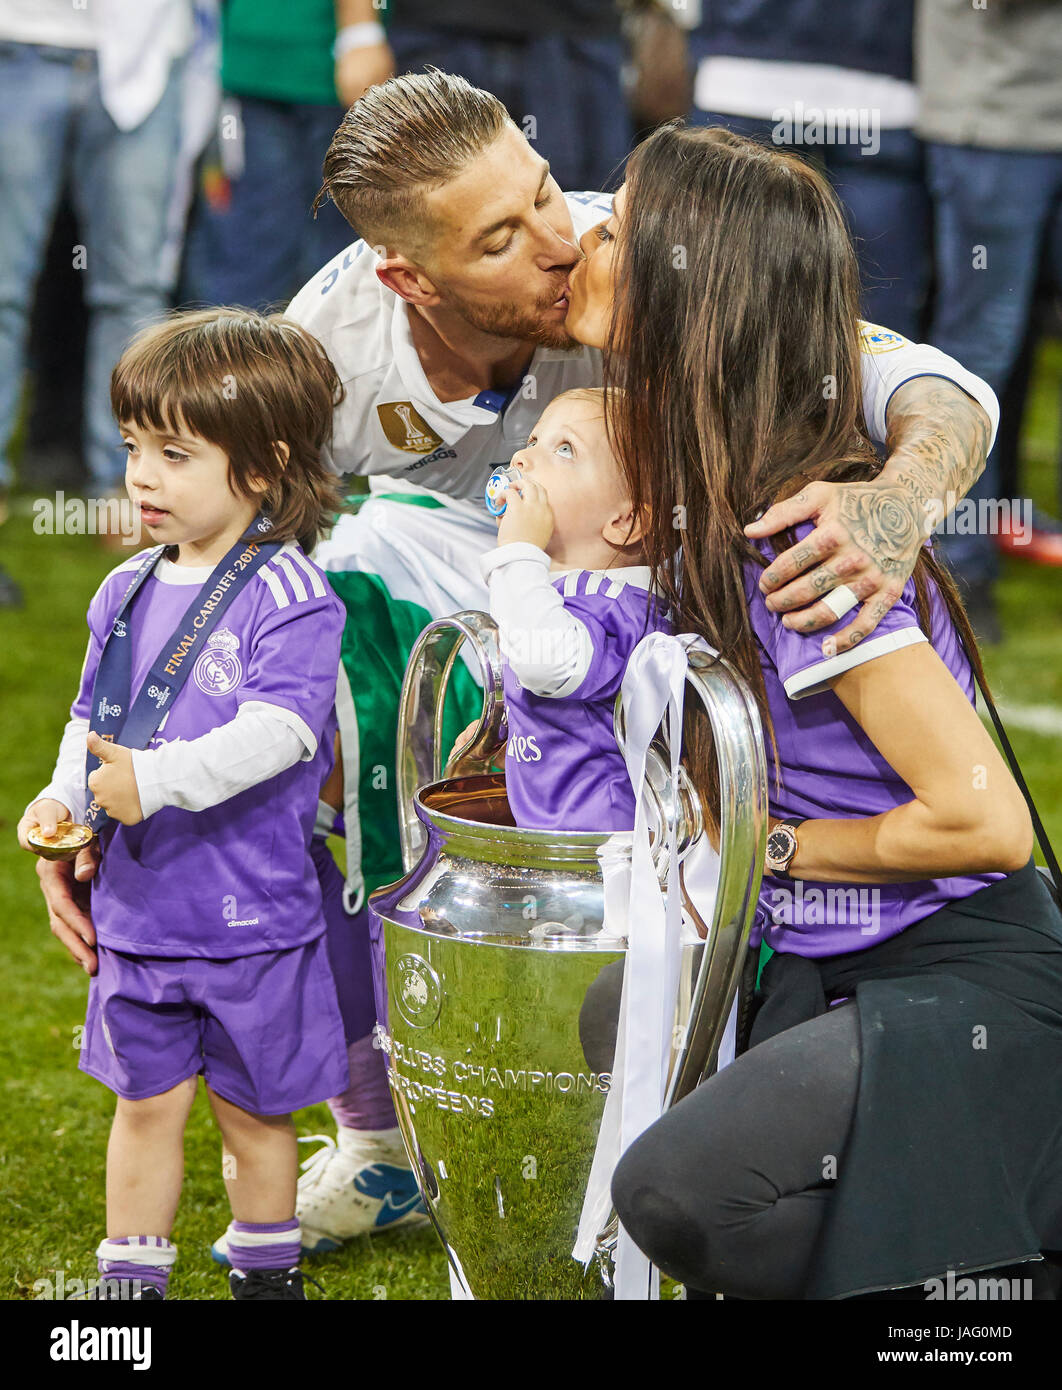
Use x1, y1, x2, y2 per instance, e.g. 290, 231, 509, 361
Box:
475, 388, 671, 831
18, 310, 349, 1301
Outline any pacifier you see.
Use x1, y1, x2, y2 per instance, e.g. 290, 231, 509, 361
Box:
485, 464, 522, 517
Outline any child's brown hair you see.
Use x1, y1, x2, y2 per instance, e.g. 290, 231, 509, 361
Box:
111, 308, 346, 554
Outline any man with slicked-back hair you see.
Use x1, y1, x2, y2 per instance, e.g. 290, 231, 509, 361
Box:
272, 69, 999, 1258
290, 67, 995, 888
35, 69, 1000, 1260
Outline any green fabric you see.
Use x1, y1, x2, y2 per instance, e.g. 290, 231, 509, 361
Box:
345, 492, 446, 512
327, 569, 484, 899
221, 0, 341, 106
757, 940, 773, 987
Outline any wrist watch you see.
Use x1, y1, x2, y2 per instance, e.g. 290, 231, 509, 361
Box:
765, 817, 807, 879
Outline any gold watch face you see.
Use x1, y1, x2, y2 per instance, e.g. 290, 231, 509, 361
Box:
766, 827, 795, 870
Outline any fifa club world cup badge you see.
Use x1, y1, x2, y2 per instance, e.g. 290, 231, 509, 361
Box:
193, 628, 243, 697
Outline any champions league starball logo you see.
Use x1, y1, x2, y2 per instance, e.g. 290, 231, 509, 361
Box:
393, 954, 442, 1029
193, 628, 243, 697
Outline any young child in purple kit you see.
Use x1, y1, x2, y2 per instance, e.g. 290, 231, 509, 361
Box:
18, 309, 350, 1301
471, 387, 670, 831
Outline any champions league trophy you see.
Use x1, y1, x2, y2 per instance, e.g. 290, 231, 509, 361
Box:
369, 613, 767, 1299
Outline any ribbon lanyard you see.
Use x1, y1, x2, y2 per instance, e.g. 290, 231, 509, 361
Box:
573, 632, 720, 1300
85, 518, 279, 833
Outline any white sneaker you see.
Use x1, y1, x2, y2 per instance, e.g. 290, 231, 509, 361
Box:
210, 1129, 427, 1264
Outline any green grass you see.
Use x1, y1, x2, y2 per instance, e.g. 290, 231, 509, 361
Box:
0, 527, 449, 1302
1, 340, 1060, 1300
979, 339, 1062, 844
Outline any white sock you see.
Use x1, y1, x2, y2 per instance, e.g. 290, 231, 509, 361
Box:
336, 1125, 409, 1163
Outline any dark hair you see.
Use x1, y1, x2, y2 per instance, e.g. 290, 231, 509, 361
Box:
111, 308, 346, 554
603, 123, 986, 814
313, 69, 510, 256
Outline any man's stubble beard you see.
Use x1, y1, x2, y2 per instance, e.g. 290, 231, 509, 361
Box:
441, 281, 582, 352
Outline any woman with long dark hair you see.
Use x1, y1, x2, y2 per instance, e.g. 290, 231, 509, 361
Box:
564, 124, 1062, 1299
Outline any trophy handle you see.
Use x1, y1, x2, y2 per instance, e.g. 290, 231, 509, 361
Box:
396, 611, 507, 875
614, 646, 768, 1106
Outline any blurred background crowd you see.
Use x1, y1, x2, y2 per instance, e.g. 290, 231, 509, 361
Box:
1, 0, 1060, 645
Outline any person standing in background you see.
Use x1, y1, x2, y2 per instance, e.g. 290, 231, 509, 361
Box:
333, 0, 395, 110
917, 0, 1062, 642
688, 0, 929, 344
385, 0, 632, 193
180, 0, 393, 311
0, 0, 191, 590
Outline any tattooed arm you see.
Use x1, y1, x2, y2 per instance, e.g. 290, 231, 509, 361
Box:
744, 377, 992, 654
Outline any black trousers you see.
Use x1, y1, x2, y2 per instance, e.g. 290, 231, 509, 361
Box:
612, 1000, 862, 1300
611, 994, 1062, 1300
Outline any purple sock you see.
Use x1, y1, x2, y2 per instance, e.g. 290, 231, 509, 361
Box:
96, 1235, 176, 1296
227, 1218, 301, 1274
327, 1035, 397, 1131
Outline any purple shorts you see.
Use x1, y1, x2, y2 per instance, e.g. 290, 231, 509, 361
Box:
79, 936, 350, 1115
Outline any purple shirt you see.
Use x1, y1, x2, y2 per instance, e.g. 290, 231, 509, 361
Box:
503, 570, 671, 832
72, 544, 345, 957
747, 527, 1001, 958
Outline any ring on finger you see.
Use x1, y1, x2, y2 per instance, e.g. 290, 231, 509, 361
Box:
821, 583, 859, 620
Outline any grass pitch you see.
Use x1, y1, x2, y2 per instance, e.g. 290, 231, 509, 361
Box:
1, 343, 1060, 1300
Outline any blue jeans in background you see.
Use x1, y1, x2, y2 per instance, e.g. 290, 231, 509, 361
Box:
689, 109, 931, 344
0, 42, 182, 492
387, 29, 633, 194
926, 142, 1062, 587
180, 96, 354, 312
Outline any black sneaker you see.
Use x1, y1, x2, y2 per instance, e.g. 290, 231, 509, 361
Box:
229, 1266, 320, 1301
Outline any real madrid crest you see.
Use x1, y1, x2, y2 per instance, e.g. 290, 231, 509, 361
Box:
193, 627, 243, 697
859, 321, 906, 354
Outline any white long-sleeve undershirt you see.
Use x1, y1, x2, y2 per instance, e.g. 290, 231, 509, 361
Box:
30, 701, 313, 822
479, 542, 596, 698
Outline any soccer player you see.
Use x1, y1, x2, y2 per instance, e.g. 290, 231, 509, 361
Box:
239, 66, 1000, 1251
38, 71, 999, 1255
292, 69, 997, 932
19, 309, 349, 1300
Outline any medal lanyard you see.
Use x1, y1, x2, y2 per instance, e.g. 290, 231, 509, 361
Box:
85, 517, 279, 834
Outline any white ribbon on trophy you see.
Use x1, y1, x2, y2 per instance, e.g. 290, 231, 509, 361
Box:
574, 632, 730, 1299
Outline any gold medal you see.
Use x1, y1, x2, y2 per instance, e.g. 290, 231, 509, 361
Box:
27, 821, 97, 861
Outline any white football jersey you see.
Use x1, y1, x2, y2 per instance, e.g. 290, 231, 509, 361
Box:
286, 192, 998, 503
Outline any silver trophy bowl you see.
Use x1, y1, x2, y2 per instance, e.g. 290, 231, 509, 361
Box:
369, 612, 766, 1299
